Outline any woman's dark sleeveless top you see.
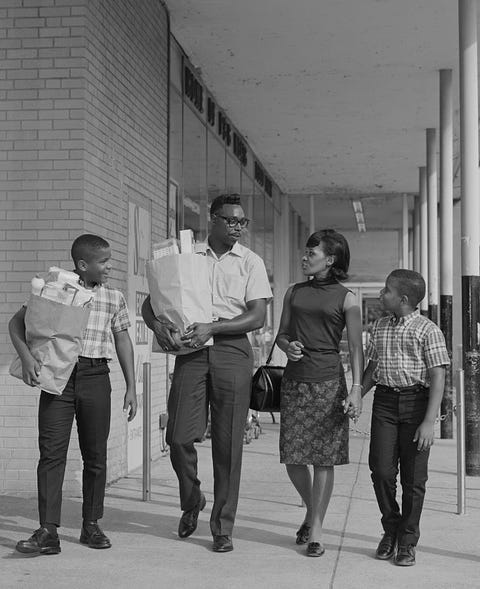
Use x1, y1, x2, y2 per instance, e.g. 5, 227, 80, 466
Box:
283, 278, 350, 383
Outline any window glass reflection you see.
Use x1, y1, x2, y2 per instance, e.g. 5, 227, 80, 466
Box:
183, 106, 207, 241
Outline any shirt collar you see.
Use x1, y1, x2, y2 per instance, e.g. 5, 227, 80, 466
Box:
389, 308, 420, 326
74, 270, 101, 291
206, 239, 245, 259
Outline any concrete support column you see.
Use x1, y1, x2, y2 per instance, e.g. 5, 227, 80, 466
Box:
426, 128, 439, 324
408, 228, 414, 270
309, 195, 315, 236
273, 193, 290, 363
419, 167, 428, 316
439, 68, 454, 438
413, 197, 421, 272
402, 194, 409, 268
459, 0, 480, 475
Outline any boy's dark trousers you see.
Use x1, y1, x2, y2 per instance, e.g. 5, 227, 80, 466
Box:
166, 333, 253, 537
368, 384, 430, 547
37, 357, 111, 526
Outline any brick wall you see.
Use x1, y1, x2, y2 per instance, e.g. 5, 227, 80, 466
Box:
0, 0, 169, 495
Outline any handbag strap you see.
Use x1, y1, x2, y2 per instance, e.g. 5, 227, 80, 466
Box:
265, 336, 277, 365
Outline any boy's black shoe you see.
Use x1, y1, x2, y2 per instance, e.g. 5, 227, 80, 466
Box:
178, 493, 206, 538
16, 527, 61, 555
395, 544, 416, 566
375, 533, 396, 560
80, 522, 111, 549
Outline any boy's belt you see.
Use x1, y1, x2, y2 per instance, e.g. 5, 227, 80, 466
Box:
78, 356, 107, 366
377, 383, 428, 393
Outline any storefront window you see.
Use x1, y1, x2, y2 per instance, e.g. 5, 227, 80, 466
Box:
239, 170, 253, 248
226, 153, 241, 194
169, 89, 183, 182
183, 105, 207, 241
252, 186, 265, 259
207, 132, 225, 201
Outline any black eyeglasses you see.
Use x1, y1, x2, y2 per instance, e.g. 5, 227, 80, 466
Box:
214, 214, 250, 228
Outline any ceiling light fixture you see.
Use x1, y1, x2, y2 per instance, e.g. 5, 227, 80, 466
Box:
352, 200, 366, 232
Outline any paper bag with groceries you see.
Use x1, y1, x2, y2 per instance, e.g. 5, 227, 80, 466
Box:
9, 267, 94, 395
146, 230, 213, 355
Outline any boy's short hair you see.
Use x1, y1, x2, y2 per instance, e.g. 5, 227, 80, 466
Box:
388, 269, 426, 306
306, 229, 350, 281
210, 193, 242, 216
71, 234, 110, 265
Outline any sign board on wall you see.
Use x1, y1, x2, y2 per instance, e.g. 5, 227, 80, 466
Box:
127, 201, 152, 471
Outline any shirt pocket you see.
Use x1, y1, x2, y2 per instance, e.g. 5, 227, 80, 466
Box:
223, 274, 246, 302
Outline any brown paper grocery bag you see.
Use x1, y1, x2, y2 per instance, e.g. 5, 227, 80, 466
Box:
9, 294, 91, 395
146, 254, 213, 355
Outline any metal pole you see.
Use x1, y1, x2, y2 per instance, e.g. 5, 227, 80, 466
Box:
439, 69, 454, 439
143, 362, 152, 501
459, 0, 480, 475
402, 194, 409, 269
456, 369, 466, 514
419, 167, 428, 316
426, 128, 438, 324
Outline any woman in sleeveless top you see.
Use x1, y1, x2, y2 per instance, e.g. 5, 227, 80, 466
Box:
276, 230, 364, 557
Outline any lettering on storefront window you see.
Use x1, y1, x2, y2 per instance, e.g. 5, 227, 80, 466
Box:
184, 65, 203, 112
233, 132, 247, 166
217, 111, 231, 146
254, 161, 272, 196
207, 97, 215, 126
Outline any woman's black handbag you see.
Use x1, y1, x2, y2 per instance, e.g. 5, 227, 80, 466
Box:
250, 340, 284, 412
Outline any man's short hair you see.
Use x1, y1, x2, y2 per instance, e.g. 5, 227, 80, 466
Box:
388, 269, 426, 306
71, 234, 110, 265
209, 193, 242, 216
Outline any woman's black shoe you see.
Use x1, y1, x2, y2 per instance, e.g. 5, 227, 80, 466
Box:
295, 522, 311, 545
306, 542, 325, 557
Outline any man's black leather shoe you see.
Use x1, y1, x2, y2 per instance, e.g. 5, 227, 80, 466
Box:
80, 522, 112, 549
178, 493, 206, 538
395, 544, 416, 566
16, 527, 61, 555
212, 535, 233, 552
375, 533, 396, 560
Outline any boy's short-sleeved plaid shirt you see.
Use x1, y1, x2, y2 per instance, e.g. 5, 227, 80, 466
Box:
366, 309, 450, 388
81, 284, 131, 360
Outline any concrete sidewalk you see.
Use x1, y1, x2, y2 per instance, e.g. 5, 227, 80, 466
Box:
1, 396, 479, 589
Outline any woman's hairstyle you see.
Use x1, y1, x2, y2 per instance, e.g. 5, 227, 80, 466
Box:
306, 229, 350, 281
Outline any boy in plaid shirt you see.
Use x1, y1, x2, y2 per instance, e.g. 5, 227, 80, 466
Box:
9, 234, 137, 555
362, 269, 449, 567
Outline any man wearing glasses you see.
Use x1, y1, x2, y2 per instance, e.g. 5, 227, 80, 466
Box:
142, 193, 272, 553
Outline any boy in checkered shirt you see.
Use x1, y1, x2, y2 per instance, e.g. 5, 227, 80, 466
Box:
361, 269, 449, 567
9, 234, 137, 555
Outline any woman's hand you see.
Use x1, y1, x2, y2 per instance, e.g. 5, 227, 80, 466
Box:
343, 384, 363, 422
286, 340, 304, 362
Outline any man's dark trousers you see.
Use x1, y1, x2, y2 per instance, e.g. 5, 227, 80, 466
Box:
166, 333, 253, 536
37, 358, 111, 526
368, 384, 430, 546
